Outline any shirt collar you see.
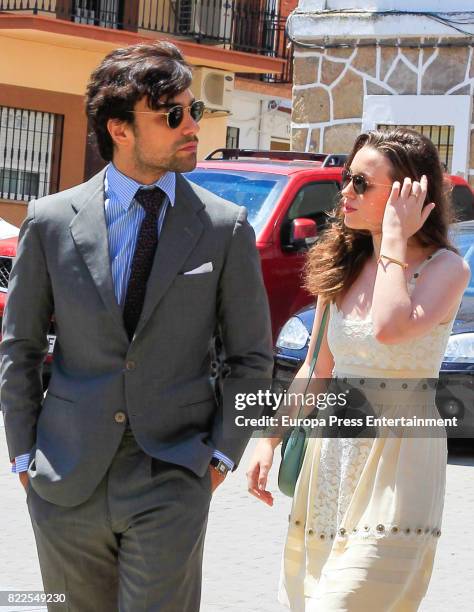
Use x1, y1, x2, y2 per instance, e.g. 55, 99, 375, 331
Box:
105, 163, 176, 211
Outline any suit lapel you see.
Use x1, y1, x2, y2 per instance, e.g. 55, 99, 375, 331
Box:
69, 169, 125, 334
134, 175, 204, 338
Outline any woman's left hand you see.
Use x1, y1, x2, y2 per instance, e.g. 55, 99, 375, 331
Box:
382, 175, 436, 241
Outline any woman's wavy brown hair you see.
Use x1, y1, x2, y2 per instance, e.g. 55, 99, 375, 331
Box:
304, 128, 458, 304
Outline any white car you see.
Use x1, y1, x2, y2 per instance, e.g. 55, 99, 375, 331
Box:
0, 218, 19, 239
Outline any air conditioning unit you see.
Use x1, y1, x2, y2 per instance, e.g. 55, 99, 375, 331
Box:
177, 0, 233, 42
192, 67, 234, 112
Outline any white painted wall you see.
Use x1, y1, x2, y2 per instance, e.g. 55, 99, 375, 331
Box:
291, 13, 474, 39
229, 93, 260, 148
300, 0, 473, 10
362, 95, 472, 176
229, 90, 290, 149
293, 2, 474, 38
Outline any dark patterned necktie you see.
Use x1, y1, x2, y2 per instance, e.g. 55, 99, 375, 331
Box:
123, 186, 166, 340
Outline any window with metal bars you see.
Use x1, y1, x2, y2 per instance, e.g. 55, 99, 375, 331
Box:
377, 124, 454, 173
0, 106, 63, 202
73, 0, 122, 29
226, 126, 240, 149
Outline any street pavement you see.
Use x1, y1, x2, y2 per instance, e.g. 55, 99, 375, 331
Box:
1, 413, 473, 611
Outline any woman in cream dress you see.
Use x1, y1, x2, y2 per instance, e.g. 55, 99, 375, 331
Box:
247, 129, 471, 611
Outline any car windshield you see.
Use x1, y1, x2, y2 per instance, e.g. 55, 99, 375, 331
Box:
185, 169, 288, 235
452, 224, 474, 297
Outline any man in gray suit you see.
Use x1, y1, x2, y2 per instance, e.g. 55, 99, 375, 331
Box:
1, 41, 273, 611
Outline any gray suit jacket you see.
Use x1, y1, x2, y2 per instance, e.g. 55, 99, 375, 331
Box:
1, 169, 273, 506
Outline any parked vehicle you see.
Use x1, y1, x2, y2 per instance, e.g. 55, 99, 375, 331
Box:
187, 149, 348, 339
273, 220, 474, 437
188, 151, 473, 337
449, 175, 474, 222
0, 217, 19, 240
0, 219, 20, 364
0, 221, 55, 382
0, 151, 472, 367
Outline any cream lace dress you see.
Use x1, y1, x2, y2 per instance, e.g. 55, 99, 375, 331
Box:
278, 249, 457, 612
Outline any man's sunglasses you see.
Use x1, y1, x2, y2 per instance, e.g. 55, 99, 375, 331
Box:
341, 169, 392, 195
128, 100, 205, 129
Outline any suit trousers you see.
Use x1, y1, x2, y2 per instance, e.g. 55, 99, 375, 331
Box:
26, 426, 212, 612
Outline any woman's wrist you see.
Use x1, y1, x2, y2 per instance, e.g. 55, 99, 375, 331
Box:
380, 233, 408, 259
381, 231, 407, 246
260, 437, 281, 450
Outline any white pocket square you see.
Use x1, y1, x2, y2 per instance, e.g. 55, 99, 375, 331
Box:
183, 262, 213, 275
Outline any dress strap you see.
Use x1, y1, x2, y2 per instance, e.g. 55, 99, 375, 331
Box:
409, 248, 447, 284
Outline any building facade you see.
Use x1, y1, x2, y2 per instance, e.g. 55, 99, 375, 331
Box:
228, 81, 291, 150
228, 0, 295, 149
289, 1, 474, 185
0, 0, 294, 224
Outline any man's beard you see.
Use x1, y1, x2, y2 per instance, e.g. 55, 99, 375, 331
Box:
133, 138, 198, 175
166, 150, 198, 173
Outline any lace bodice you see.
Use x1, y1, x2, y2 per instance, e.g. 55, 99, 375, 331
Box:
326, 249, 456, 378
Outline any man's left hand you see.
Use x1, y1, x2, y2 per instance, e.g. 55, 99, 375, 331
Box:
209, 466, 227, 492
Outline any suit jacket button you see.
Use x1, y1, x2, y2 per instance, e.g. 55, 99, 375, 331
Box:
125, 360, 136, 371
114, 411, 127, 424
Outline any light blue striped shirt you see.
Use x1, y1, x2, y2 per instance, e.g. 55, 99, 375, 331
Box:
104, 163, 176, 305
12, 163, 233, 473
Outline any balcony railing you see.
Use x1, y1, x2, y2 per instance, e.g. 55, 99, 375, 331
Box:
0, 0, 293, 83
237, 16, 293, 84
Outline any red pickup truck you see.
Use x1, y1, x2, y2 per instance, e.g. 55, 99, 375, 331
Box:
187, 149, 474, 337
0, 149, 473, 350
187, 149, 347, 338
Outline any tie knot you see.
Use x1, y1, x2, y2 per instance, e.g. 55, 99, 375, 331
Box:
134, 186, 165, 215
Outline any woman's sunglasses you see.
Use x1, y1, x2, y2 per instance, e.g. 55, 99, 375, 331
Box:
129, 100, 205, 129
341, 169, 392, 195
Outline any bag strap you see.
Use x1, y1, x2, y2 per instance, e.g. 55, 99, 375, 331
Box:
295, 302, 330, 420
410, 248, 446, 282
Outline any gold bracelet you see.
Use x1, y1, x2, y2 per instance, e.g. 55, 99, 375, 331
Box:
377, 254, 408, 270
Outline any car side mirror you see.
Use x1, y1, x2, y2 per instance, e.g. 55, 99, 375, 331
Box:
288, 218, 318, 250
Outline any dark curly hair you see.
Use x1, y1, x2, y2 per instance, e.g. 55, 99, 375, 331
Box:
304, 128, 458, 303
85, 41, 192, 161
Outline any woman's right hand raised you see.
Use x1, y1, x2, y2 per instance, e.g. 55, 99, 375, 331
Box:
246, 438, 278, 506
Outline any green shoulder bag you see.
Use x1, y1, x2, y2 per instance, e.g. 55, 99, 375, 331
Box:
277, 303, 329, 497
